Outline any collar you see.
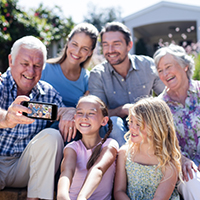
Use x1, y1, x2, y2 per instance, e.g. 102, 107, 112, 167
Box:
6, 68, 46, 100
108, 54, 137, 75
162, 79, 197, 103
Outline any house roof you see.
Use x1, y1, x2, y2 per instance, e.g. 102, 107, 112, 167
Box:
122, 1, 200, 45
123, 1, 200, 22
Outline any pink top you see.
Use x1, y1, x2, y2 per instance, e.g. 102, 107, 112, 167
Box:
65, 138, 119, 200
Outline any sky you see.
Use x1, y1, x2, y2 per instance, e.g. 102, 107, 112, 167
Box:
18, 0, 200, 23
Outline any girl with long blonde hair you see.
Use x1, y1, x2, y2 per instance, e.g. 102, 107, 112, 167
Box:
114, 97, 182, 200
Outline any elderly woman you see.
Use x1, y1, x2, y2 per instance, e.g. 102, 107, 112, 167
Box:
153, 44, 200, 200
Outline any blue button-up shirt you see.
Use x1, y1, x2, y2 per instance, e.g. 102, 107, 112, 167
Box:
89, 54, 165, 109
0, 69, 64, 157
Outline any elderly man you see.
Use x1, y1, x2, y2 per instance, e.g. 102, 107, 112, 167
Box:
0, 36, 65, 200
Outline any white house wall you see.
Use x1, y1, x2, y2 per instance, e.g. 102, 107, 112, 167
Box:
123, 1, 200, 54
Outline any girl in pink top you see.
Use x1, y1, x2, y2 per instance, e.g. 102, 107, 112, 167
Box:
57, 95, 119, 200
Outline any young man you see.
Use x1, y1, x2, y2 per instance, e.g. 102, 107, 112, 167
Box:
89, 21, 165, 146
0, 36, 64, 200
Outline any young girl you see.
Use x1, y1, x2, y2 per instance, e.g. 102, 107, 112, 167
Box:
57, 95, 119, 200
114, 97, 182, 200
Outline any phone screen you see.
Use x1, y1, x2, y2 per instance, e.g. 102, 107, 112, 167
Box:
22, 101, 58, 120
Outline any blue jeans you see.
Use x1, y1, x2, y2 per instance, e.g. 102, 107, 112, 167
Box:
50, 121, 82, 145
100, 116, 128, 147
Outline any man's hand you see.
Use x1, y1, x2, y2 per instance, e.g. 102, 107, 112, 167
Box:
0, 95, 35, 128
57, 107, 76, 142
121, 103, 133, 117
182, 155, 198, 181
108, 103, 133, 118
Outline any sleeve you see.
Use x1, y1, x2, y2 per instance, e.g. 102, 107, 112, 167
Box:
148, 57, 165, 95
65, 141, 77, 152
52, 90, 65, 108
103, 138, 119, 152
84, 69, 90, 91
88, 67, 108, 105
41, 81, 65, 108
41, 63, 49, 80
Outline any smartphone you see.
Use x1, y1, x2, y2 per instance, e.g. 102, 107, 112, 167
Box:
22, 101, 58, 121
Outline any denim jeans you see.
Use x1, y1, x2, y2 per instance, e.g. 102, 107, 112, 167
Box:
50, 121, 82, 145
100, 116, 128, 147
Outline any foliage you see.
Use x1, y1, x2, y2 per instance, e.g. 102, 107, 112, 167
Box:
32, 4, 74, 45
184, 42, 200, 80
0, 0, 74, 73
135, 38, 148, 56
193, 54, 200, 80
83, 3, 121, 32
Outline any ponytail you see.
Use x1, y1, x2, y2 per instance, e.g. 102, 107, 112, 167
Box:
86, 118, 113, 170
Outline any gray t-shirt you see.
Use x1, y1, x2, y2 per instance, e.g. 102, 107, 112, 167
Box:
88, 54, 164, 109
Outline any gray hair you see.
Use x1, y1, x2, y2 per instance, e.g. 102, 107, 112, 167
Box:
10, 36, 47, 66
153, 44, 194, 79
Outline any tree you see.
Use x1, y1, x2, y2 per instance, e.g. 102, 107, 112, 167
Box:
135, 38, 148, 56
83, 3, 121, 32
0, 0, 74, 73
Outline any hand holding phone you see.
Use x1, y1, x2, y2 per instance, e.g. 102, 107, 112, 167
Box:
22, 101, 58, 121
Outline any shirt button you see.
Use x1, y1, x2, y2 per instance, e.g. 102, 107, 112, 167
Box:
121, 79, 124, 82
143, 85, 146, 88
129, 92, 131, 94
113, 91, 116, 94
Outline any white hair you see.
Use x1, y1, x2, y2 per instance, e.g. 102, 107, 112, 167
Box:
10, 36, 47, 66
153, 44, 194, 79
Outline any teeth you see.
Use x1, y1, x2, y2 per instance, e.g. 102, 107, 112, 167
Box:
109, 55, 116, 58
167, 76, 174, 81
23, 75, 33, 80
132, 134, 137, 136
80, 123, 90, 127
72, 54, 79, 59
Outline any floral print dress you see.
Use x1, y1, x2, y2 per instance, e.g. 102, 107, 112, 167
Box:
159, 79, 200, 166
125, 154, 180, 200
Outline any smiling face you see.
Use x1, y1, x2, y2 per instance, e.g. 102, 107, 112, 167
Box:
66, 32, 93, 66
9, 46, 44, 96
101, 31, 132, 66
157, 54, 188, 92
75, 99, 108, 136
129, 115, 148, 144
